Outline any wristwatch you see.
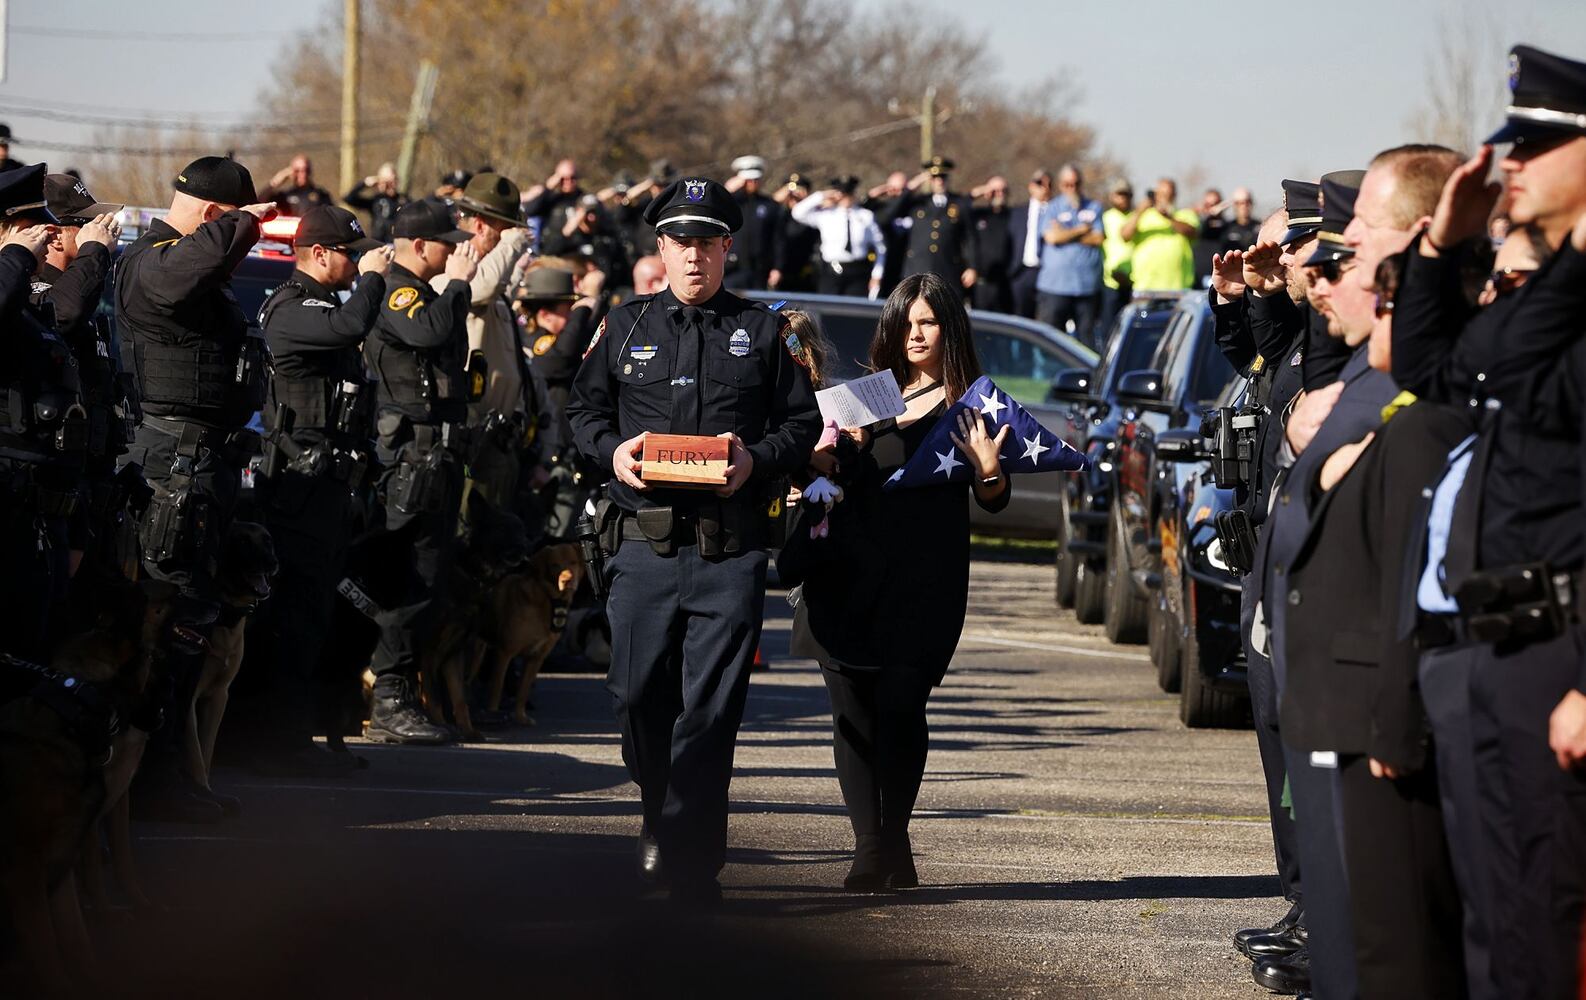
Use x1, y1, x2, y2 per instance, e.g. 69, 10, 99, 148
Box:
980, 473, 1003, 487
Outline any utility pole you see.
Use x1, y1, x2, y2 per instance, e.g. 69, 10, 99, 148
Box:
920, 84, 936, 164
339, 0, 360, 196
396, 60, 438, 197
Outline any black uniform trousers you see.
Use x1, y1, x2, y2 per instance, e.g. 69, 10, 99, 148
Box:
0, 465, 60, 662
1009, 265, 1040, 319
820, 662, 934, 845
1280, 744, 1358, 1000
1337, 753, 1467, 999
1036, 292, 1102, 350
1427, 630, 1586, 1000
816, 262, 871, 298
369, 444, 462, 683
970, 273, 1012, 314
605, 536, 768, 881
1419, 644, 1500, 1000
1244, 623, 1303, 906
253, 469, 354, 744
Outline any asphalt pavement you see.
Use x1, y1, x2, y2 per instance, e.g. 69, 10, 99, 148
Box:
95, 554, 1283, 999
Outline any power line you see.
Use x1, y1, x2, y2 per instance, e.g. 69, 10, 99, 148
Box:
10, 25, 295, 42
21, 131, 409, 157
0, 104, 406, 132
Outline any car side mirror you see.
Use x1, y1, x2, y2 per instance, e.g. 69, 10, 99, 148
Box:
1115, 369, 1167, 411
1046, 367, 1093, 404
1154, 427, 1206, 463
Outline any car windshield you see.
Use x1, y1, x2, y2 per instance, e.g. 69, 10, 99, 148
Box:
808, 310, 879, 383
1101, 314, 1171, 397
1187, 312, 1238, 409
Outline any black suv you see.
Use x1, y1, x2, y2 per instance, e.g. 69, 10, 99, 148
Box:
1046, 293, 1182, 623
1100, 292, 1237, 646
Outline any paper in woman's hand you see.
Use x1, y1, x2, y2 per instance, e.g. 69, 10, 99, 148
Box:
815, 371, 906, 428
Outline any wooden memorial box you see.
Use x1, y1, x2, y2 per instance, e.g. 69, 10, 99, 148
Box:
641, 434, 730, 488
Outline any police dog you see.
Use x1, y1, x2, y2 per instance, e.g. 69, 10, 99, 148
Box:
187, 521, 277, 805
483, 543, 585, 726
418, 495, 529, 740
0, 576, 173, 994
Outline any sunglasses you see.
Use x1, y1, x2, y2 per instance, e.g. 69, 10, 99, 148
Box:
1314, 258, 1351, 283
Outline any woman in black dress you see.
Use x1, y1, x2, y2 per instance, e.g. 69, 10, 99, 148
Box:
785, 272, 1010, 892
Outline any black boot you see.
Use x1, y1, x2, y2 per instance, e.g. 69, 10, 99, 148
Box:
1252, 946, 1312, 995
844, 834, 889, 893
1235, 901, 1302, 957
637, 824, 665, 886
882, 831, 918, 890
365, 677, 453, 745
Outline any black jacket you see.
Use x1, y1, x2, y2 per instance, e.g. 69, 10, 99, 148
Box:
1280, 401, 1477, 762
262, 269, 385, 444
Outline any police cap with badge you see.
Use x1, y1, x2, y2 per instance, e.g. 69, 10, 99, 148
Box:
1278, 179, 1322, 247
1487, 45, 1586, 146
1304, 169, 1366, 267
0, 163, 61, 224
642, 177, 743, 237
295, 204, 383, 253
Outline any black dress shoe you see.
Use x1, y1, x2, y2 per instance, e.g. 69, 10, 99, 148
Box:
637, 825, 665, 886
1234, 901, 1303, 956
1252, 946, 1311, 995
880, 831, 918, 890
1245, 922, 1306, 960
844, 834, 890, 893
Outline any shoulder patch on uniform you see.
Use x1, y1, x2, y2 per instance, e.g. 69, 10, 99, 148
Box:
582, 318, 607, 359
387, 286, 419, 311
533, 333, 557, 356
301, 298, 338, 309
779, 321, 808, 368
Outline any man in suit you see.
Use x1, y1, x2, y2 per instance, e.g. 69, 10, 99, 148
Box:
875, 156, 977, 294
1007, 170, 1052, 318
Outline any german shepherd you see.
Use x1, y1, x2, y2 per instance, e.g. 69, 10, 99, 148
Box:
483, 544, 585, 726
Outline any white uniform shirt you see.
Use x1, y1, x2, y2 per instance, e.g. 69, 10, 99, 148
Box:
790, 192, 887, 281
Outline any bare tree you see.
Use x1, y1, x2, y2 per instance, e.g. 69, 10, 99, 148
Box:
1409, 1, 1519, 154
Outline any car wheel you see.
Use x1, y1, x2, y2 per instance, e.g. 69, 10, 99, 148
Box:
1150, 585, 1181, 692
1103, 507, 1148, 644
1073, 553, 1105, 624
1179, 587, 1246, 728
1055, 499, 1078, 608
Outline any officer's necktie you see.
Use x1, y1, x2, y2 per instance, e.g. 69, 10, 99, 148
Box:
844, 209, 853, 255
672, 306, 705, 435
1441, 409, 1498, 591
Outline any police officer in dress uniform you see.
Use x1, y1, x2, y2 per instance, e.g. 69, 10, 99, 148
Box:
876, 156, 978, 294
1394, 46, 1586, 999
363, 197, 479, 745
117, 157, 275, 817
568, 178, 821, 905
251, 205, 390, 770
0, 165, 86, 662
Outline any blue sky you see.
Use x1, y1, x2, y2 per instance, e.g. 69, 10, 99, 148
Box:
2, 0, 1584, 208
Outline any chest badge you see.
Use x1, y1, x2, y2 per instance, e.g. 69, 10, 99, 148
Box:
729, 328, 752, 358
630, 344, 659, 362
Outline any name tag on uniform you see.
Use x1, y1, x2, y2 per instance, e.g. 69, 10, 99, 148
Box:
729, 329, 751, 357
630, 344, 658, 362
1309, 751, 1338, 769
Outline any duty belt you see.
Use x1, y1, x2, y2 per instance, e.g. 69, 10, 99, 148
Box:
143, 413, 262, 459
1443, 563, 1581, 646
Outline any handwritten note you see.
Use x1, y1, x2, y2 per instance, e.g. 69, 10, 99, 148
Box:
816, 370, 906, 428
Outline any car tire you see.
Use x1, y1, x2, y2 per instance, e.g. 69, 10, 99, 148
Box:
1055, 499, 1078, 609
1151, 586, 1181, 692
1179, 590, 1245, 728
1103, 507, 1148, 644
1073, 554, 1105, 624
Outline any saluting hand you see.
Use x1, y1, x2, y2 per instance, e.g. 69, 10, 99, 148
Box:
715, 432, 754, 498
239, 202, 278, 222
76, 212, 121, 249
358, 245, 394, 276
1210, 250, 1246, 300
950, 407, 1010, 479
2, 223, 56, 265
445, 241, 480, 283
1241, 241, 1287, 296
1426, 145, 1501, 255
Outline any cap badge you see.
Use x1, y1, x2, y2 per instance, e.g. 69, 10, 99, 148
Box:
349, 220, 365, 235
684, 180, 707, 203
1509, 52, 1521, 92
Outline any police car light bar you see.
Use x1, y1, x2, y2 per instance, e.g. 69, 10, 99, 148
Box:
259, 215, 300, 244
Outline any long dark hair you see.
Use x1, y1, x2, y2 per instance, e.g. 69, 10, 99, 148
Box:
868, 273, 981, 401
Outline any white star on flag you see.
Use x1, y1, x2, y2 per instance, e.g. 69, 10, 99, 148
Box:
934, 450, 963, 477
1021, 433, 1049, 465
977, 391, 1007, 423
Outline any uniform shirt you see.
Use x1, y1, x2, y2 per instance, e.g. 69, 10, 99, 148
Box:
1021, 198, 1048, 269
1101, 207, 1133, 290
429, 229, 535, 426
342, 183, 407, 242
1416, 436, 1477, 613
789, 193, 885, 280
261, 182, 334, 218
364, 262, 472, 425
880, 189, 975, 282
970, 205, 1013, 281
725, 191, 783, 286
1035, 194, 1103, 296
567, 285, 822, 513
261, 269, 385, 444
1129, 208, 1199, 291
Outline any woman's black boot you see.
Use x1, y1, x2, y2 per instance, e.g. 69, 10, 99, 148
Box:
882, 831, 918, 890
844, 834, 891, 893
